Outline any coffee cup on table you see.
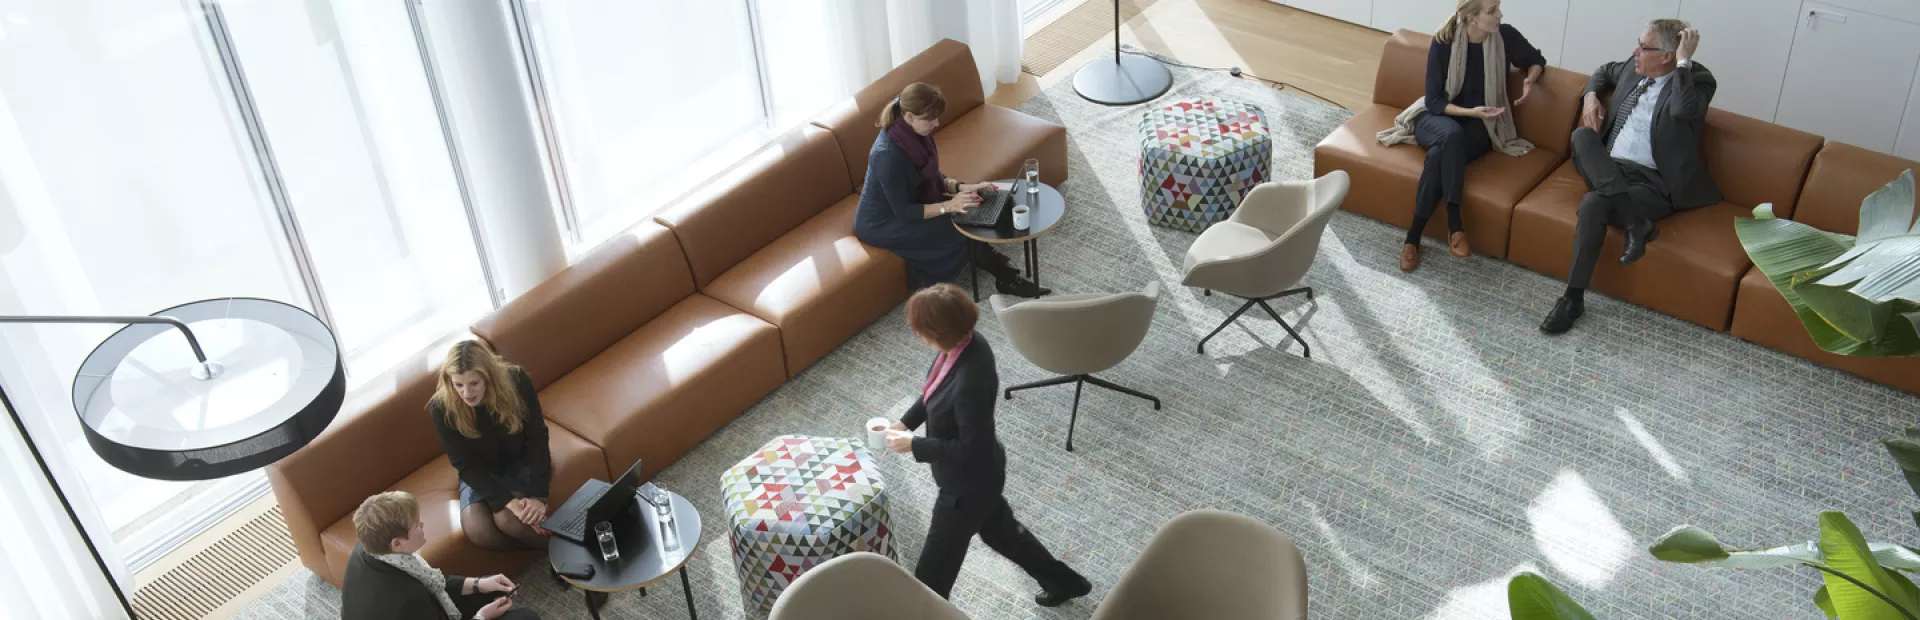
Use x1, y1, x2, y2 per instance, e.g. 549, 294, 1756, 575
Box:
1012, 204, 1031, 230
865, 417, 891, 452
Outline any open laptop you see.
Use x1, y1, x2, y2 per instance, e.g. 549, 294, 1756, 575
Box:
543, 458, 642, 544
953, 179, 1020, 228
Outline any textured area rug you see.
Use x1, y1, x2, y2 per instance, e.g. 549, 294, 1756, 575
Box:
237, 63, 1920, 620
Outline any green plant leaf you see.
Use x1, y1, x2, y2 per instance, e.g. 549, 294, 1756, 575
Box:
1737, 179, 1920, 356
1508, 572, 1598, 620
1650, 525, 1731, 562
1819, 585, 1840, 618
1695, 541, 1823, 569
1877, 544, 1920, 571
1818, 512, 1920, 619
1815, 170, 1920, 305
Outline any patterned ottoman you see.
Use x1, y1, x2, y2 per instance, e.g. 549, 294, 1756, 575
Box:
1139, 97, 1273, 232
721, 435, 895, 614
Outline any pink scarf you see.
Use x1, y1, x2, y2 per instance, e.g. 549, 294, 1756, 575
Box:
922, 334, 973, 402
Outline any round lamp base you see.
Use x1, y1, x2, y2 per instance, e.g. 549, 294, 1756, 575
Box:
1072, 54, 1174, 106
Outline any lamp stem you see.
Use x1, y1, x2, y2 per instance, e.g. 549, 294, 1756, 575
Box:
1113, 0, 1121, 64
0, 315, 210, 364
0, 383, 139, 619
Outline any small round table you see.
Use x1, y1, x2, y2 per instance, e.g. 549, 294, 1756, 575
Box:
549, 488, 704, 620
954, 180, 1066, 300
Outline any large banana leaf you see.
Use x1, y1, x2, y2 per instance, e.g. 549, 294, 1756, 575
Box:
1734, 169, 1920, 357
1819, 512, 1920, 619
1508, 572, 1597, 620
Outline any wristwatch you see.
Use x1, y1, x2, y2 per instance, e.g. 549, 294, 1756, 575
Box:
1677, 59, 1692, 69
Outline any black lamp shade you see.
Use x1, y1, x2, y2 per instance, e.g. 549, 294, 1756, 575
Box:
69, 298, 343, 481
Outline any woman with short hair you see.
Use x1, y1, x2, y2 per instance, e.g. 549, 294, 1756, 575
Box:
881, 283, 1089, 604
430, 340, 552, 551
854, 82, 1049, 297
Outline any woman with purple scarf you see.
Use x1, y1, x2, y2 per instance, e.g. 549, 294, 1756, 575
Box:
854, 83, 1049, 297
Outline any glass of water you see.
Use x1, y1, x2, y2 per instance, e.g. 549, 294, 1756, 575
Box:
595, 521, 619, 562
1023, 158, 1040, 195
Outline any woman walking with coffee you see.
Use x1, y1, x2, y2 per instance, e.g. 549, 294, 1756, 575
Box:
881, 283, 1090, 605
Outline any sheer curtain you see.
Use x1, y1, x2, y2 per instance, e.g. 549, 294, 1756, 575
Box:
841, 0, 1023, 97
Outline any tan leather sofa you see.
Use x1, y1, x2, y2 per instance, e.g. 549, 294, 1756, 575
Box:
1509, 110, 1822, 330
268, 38, 1070, 587
1320, 30, 1917, 395
1728, 142, 1920, 392
1315, 30, 1588, 258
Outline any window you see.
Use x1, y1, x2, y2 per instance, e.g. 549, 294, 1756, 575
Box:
0, 0, 488, 571
515, 0, 868, 248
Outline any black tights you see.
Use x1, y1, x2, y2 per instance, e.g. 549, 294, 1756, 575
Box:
461, 502, 547, 551
1407, 114, 1491, 245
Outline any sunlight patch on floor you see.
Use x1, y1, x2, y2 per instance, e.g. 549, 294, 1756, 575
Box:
1616, 407, 1689, 484
1527, 469, 1632, 589
1421, 562, 1540, 620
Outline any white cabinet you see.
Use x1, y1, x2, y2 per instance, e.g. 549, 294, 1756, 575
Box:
1368, 0, 1451, 37
1558, 0, 1679, 76
1775, 2, 1920, 153
1272, 0, 1372, 28
1500, 0, 1572, 66
1676, 0, 1800, 120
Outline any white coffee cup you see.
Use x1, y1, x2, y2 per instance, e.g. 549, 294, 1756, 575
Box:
1012, 204, 1031, 230
865, 417, 891, 452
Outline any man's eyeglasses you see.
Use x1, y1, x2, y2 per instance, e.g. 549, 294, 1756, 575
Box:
1637, 46, 1670, 54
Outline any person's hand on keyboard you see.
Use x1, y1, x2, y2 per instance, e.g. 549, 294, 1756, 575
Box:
958, 181, 997, 194
942, 192, 981, 215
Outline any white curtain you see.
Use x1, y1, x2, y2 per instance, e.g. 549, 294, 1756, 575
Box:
0, 387, 131, 620
835, 0, 1025, 98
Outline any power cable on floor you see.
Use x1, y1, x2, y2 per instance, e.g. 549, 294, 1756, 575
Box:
1119, 49, 1351, 111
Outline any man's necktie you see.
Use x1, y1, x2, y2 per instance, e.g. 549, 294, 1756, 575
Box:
1605, 78, 1653, 151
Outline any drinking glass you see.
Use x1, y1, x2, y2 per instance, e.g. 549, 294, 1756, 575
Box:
595, 521, 620, 562
1023, 158, 1040, 196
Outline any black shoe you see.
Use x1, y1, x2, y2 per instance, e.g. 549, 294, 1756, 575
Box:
1539, 296, 1585, 334
1035, 575, 1092, 607
1620, 221, 1659, 265
996, 276, 1051, 298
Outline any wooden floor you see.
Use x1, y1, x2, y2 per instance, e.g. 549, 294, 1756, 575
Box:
989, 0, 1388, 111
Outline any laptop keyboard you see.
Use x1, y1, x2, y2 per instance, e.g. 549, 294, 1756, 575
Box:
954, 185, 1011, 227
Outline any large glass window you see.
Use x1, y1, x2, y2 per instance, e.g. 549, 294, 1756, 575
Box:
517, 0, 869, 247
0, 0, 310, 567
221, 0, 490, 379
0, 0, 489, 571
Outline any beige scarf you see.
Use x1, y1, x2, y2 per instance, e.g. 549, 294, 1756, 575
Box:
1377, 25, 1533, 157
373, 551, 461, 619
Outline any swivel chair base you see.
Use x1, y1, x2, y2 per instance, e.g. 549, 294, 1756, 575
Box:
1197, 287, 1314, 358
1005, 374, 1160, 452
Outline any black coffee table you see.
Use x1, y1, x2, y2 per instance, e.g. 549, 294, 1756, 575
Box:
548, 488, 704, 619
955, 180, 1066, 300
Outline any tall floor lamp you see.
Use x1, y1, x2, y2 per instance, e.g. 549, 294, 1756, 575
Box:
0, 298, 344, 619
1071, 0, 1173, 105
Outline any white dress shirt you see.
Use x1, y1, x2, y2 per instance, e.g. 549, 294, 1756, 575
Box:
1608, 72, 1674, 170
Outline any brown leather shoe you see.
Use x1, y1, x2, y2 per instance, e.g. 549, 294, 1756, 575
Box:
1399, 243, 1421, 272
1448, 231, 1471, 258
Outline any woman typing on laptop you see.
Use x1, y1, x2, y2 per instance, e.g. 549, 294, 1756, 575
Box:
853, 82, 1049, 298
430, 340, 553, 551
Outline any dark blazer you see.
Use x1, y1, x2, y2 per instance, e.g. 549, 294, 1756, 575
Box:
900, 332, 1008, 496
430, 367, 552, 512
1585, 58, 1723, 209
340, 544, 471, 620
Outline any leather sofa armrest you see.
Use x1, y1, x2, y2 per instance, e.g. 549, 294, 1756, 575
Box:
267, 350, 442, 576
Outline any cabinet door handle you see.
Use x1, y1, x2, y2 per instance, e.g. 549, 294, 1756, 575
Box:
1807, 8, 1848, 30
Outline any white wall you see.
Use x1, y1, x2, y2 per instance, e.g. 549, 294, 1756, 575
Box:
1285, 0, 1920, 159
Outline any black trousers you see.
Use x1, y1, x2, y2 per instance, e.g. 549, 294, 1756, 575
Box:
1566, 126, 1675, 289
970, 243, 1018, 280
915, 491, 1084, 599
1409, 114, 1492, 244
455, 592, 540, 620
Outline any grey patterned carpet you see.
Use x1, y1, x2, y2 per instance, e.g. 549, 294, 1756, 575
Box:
237, 60, 1920, 620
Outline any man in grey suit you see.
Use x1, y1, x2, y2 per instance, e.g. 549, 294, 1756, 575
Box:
1541, 19, 1720, 334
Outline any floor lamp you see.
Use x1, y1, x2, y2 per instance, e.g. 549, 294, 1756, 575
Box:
0, 298, 344, 619
1071, 0, 1173, 105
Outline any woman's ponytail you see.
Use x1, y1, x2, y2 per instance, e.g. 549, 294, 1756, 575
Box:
875, 82, 947, 128
1436, 0, 1480, 44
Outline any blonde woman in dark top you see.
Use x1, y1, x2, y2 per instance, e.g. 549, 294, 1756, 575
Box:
429, 340, 552, 551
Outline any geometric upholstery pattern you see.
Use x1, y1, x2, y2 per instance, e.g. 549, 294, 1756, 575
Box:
1140, 97, 1274, 232
721, 435, 895, 615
